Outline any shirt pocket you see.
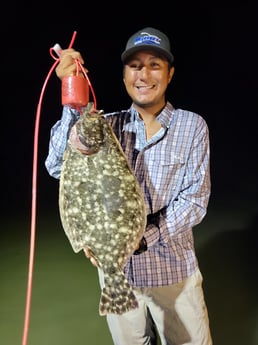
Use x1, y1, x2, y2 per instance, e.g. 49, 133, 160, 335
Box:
159, 155, 186, 191
145, 154, 186, 206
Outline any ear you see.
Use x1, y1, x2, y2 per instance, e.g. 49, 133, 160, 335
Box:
168, 66, 175, 84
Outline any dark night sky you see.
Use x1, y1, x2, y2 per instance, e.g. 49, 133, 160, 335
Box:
2, 0, 257, 217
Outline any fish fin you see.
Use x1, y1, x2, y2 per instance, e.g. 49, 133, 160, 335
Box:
99, 271, 138, 316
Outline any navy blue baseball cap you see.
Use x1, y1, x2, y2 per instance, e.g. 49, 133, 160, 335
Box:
121, 27, 174, 65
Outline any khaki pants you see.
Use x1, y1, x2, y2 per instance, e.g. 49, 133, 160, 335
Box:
97, 268, 213, 345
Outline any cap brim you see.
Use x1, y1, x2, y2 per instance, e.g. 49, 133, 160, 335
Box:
121, 45, 174, 65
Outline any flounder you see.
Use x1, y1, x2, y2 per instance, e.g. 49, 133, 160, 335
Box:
59, 102, 146, 315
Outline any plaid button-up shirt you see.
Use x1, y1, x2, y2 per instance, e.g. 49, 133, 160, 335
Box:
45, 101, 211, 287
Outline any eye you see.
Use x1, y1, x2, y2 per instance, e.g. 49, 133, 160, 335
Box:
128, 62, 141, 70
150, 61, 161, 69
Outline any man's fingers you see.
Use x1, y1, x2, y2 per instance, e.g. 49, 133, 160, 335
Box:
90, 256, 98, 267
83, 247, 91, 258
83, 247, 99, 267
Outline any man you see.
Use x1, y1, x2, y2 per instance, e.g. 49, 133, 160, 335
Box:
45, 27, 213, 345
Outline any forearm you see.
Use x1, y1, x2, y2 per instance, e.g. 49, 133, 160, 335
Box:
45, 106, 80, 179
145, 185, 210, 248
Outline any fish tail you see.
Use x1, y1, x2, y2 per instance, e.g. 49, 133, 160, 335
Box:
99, 271, 138, 316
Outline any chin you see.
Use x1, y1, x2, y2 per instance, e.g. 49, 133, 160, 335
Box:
134, 99, 154, 108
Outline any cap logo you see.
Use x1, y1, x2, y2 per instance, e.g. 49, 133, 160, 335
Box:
134, 31, 161, 47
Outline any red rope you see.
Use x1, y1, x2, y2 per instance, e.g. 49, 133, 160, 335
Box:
21, 56, 59, 345
21, 30, 96, 345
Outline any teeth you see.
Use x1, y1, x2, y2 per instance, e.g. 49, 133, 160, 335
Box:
136, 85, 154, 90
59, 102, 147, 316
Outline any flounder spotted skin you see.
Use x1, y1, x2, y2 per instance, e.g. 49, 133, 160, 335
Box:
59, 103, 146, 315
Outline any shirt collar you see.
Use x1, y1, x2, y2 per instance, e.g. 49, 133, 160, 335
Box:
129, 101, 174, 129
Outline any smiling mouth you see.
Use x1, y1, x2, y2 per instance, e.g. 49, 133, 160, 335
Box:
136, 85, 155, 90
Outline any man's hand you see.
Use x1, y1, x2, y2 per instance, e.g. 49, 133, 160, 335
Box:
83, 246, 99, 267
133, 237, 147, 255
56, 48, 88, 80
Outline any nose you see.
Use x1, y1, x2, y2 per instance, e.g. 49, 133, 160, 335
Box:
138, 66, 149, 78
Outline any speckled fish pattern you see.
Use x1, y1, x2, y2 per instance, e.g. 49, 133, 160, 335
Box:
59, 103, 146, 315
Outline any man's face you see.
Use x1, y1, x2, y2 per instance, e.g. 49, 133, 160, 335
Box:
123, 50, 174, 109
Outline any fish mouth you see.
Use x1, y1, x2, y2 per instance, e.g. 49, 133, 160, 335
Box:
78, 134, 100, 155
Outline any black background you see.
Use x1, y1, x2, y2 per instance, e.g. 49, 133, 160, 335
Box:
2, 0, 257, 215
